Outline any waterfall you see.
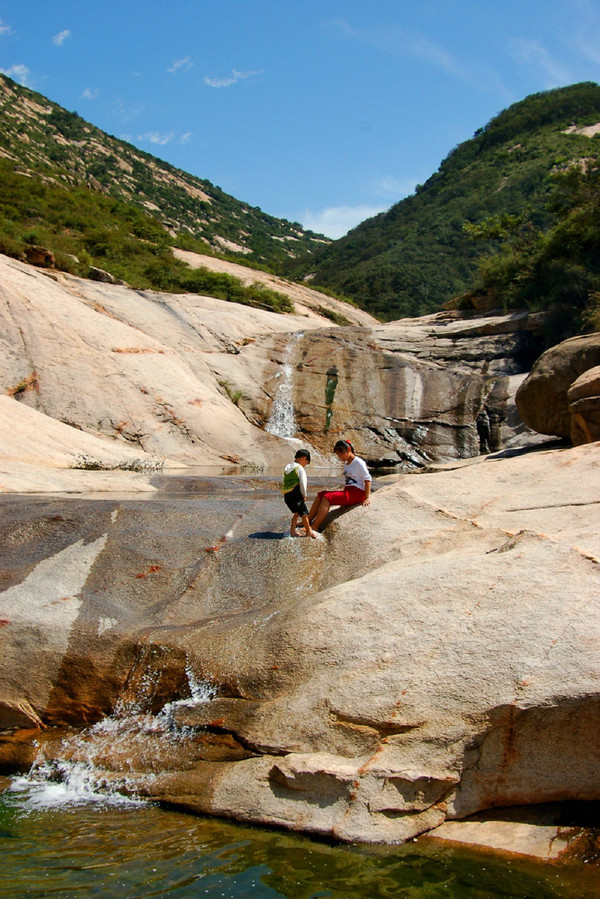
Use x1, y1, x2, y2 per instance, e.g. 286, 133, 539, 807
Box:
403, 368, 424, 420
265, 334, 301, 438
9, 663, 215, 810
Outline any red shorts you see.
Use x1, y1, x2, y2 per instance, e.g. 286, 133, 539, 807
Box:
317, 486, 365, 507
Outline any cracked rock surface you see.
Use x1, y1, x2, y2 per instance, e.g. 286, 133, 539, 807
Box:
0, 441, 598, 843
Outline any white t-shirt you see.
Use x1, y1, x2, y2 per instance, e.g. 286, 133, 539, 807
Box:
344, 456, 371, 491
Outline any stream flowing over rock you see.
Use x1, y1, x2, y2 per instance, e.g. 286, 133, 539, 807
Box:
1, 251, 599, 847
1, 443, 598, 843
0, 253, 547, 491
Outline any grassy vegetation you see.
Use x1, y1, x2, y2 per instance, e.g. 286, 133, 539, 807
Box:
464, 161, 600, 345
218, 379, 243, 406
0, 71, 328, 313
0, 158, 294, 313
3, 72, 599, 341
0, 73, 329, 269
288, 82, 600, 339
314, 306, 353, 326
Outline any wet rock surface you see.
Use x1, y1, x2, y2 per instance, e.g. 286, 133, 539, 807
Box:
1, 442, 599, 844
244, 312, 546, 468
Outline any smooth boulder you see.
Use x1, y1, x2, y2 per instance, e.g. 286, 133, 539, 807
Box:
515, 332, 600, 440
1, 442, 599, 844
568, 364, 600, 444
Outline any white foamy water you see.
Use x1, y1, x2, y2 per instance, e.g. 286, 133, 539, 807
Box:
403, 367, 424, 420
9, 759, 145, 810
265, 334, 302, 438
10, 666, 216, 811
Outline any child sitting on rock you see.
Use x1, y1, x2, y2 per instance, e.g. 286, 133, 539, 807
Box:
281, 449, 318, 538
308, 439, 371, 531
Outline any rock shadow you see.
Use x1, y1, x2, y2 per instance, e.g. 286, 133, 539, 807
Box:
319, 505, 359, 530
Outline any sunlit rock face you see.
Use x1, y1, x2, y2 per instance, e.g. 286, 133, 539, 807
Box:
1, 442, 599, 844
569, 364, 600, 444
0, 254, 369, 477
265, 329, 498, 465
0, 254, 546, 490
516, 332, 600, 445
246, 311, 546, 468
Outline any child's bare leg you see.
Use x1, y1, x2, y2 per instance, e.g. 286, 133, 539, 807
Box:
301, 513, 318, 538
290, 512, 300, 536
308, 495, 321, 523
312, 497, 331, 531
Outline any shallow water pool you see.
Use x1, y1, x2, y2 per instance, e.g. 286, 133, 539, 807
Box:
1, 785, 598, 899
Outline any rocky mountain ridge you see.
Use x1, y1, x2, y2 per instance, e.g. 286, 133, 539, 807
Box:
294, 81, 600, 321
0, 73, 329, 267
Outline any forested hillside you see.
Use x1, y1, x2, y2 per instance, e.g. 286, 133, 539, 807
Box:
0, 73, 328, 310
1, 74, 598, 340
289, 82, 600, 336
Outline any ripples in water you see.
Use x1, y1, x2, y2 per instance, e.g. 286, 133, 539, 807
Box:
1, 785, 599, 899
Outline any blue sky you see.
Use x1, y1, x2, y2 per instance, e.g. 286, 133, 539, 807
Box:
1, 1, 599, 238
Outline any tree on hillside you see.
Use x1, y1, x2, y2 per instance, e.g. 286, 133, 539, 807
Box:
464, 160, 600, 345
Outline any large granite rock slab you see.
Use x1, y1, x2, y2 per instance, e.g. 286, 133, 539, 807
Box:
226, 312, 546, 467
1, 442, 598, 844
0, 254, 546, 485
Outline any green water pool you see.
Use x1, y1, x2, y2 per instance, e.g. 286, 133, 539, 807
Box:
1, 787, 598, 898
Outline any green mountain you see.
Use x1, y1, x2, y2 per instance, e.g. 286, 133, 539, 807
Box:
288, 82, 600, 325
0, 73, 329, 309
2, 75, 598, 337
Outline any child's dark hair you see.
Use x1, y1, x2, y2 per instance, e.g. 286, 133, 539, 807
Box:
334, 439, 354, 453
295, 449, 311, 462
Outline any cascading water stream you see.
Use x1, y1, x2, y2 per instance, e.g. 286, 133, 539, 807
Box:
265, 333, 302, 439
9, 660, 215, 811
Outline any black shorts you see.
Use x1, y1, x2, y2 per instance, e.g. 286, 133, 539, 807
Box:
284, 484, 308, 516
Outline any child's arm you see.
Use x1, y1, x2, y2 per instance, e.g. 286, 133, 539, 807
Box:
298, 465, 308, 498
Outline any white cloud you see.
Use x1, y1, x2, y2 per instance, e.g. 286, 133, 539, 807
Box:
52, 29, 71, 46
0, 19, 13, 35
0, 64, 32, 86
115, 99, 145, 121
572, 0, 600, 64
372, 176, 418, 201
575, 34, 600, 65
204, 68, 263, 88
138, 131, 175, 146
330, 19, 464, 78
82, 88, 99, 100
508, 38, 572, 87
302, 204, 389, 239
167, 56, 193, 74
137, 130, 191, 146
